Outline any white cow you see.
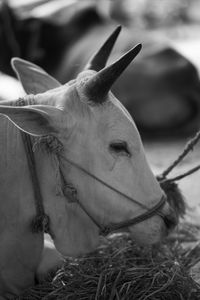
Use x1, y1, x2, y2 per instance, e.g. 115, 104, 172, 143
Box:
0, 27, 177, 298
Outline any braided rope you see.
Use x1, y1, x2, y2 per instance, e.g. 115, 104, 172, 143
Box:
161, 164, 200, 183
160, 129, 200, 180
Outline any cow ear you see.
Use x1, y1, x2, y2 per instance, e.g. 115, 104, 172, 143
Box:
0, 105, 64, 136
11, 58, 61, 94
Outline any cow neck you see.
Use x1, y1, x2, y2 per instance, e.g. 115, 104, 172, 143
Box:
16, 96, 50, 235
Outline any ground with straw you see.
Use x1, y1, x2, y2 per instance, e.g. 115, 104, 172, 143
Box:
18, 221, 200, 300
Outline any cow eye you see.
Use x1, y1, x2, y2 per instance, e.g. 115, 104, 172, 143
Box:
109, 141, 131, 156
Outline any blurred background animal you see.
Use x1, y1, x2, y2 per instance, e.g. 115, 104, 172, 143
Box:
0, 0, 200, 137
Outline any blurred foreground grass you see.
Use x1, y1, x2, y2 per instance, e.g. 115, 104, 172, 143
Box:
19, 222, 200, 300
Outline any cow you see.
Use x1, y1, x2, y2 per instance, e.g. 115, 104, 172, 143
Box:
0, 27, 177, 298
0, 1, 200, 137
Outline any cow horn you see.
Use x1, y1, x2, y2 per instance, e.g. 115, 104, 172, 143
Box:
84, 26, 121, 71
83, 43, 142, 103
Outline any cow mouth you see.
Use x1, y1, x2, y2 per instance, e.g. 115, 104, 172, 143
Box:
126, 205, 178, 238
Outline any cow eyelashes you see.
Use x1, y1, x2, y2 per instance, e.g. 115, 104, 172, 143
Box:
109, 141, 131, 157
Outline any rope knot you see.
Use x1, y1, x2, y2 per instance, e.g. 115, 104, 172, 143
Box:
33, 136, 63, 155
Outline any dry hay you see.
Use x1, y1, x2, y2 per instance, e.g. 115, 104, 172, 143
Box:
18, 180, 200, 300
18, 222, 200, 300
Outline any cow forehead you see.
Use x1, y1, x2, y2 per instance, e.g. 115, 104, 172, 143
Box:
90, 98, 140, 141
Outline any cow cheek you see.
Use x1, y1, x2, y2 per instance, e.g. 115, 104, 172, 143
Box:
52, 205, 100, 257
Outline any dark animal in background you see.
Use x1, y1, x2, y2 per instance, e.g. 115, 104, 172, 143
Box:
0, 0, 199, 137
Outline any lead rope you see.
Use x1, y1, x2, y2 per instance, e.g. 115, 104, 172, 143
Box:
159, 128, 200, 183
17, 98, 50, 234
156, 129, 200, 219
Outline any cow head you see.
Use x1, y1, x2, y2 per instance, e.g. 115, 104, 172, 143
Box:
0, 27, 177, 256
